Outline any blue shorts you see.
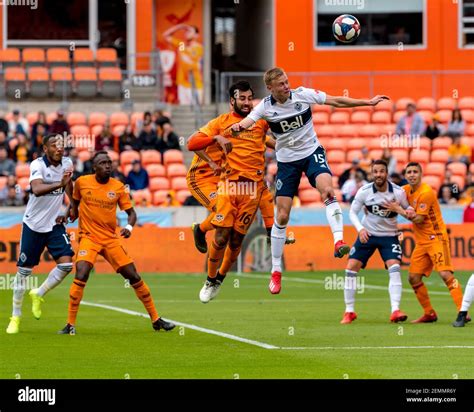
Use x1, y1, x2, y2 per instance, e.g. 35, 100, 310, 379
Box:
17, 223, 75, 267
349, 235, 402, 268
275, 146, 332, 198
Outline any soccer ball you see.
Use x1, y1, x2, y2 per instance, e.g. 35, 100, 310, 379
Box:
332, 14, 361, 44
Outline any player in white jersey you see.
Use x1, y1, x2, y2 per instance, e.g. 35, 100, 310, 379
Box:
231, 67, 389, 294
341, 160, 415, 324
6, 134, 75, 334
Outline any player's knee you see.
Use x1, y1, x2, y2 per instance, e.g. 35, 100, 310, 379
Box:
57, 262, 73, 275
215, 230, 229, 248
408, 273, 421, 285
321, 187, 335, 201
276, 210, 289, 226
229, 233, 244, 250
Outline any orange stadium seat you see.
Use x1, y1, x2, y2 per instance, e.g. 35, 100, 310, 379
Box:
5, 67, 26, 98
410, 149, 430, 163
27, 67, 49, 97
141, 150, 161, 165
450, 175, 465, 190
347, 149, 362, 161
326, 150, 346, 163
15, 164, 30, 178
325, 138, 347, 151
0, 176, 7, 191
422, 176, 441, 192
447, 162, 468, 177
74, 67, 98, 97
359, 124, 381, 138
462, 136, 474, 149
318, 137, 330, 148
176, 189, 192, 204
393, 110, 406, 124
78, 151, 92, 162
299, 189, 321, 205
369, 149, 383, 160
417, 110, 434, 124
367, 138, 383, 150
312, 112, 329, 125
109, 112, 129, 128
88, 112, 107, 128
22, 48, 45, 68
18, 177, 30, 191
122, 164, 133, 176
417, 97, 436, 112
106, 150, 119, 162
425, 163, 446, 178
316, 124, 337, 138
51, 67, 73, 97
329, 111, 350, 124
312, 104, 332, 114
46, 48, 70, 67
395, 97, 416, 111
171, 177, 188, 191
96, 48, 118, 67
371, 111, 391, 124
163, 149, 184, 165
131, 112, 144, 132
467, 124, 474, 136
0, 48, 21, 67
352, 105, 373, 113
379, 124, 396, 135
112, 124, 126, 137
435, 110, 452, 123
430, 149, 450, 163
46, 112, 58, 124
391, 149, 409, 163
461, 110, 474, 124
331, 162, 350, 177
337, 125, 359, 138
437, 97, 456, 111
71, 124, 90, 139
350, 111, 371, 124
99, 67, 122, 98
418, 137, 432, 150
298, 176, 312, 191
267, 162, 278, 176
146, 164, 166, 178
347, 138, 366, 150
149, 177, 170, 192
120, 150, 140, 166
373, 99, 393, 112
67, 112, 87, 127
167, 163, 187, 178
73, 48, 95, 67
132, 190, 152, 206
152, 190, 170, 205
91, 124, 104, 137
459, 97, 474, 110
431, 137, 452, 150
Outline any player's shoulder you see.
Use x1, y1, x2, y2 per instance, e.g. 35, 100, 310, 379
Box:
62, 156, 73, 167
390, 182, 404, 193
30, 157, 45, 168
109, 177, 127, 190
420, 183, 436, 197
360, 182, 374, 192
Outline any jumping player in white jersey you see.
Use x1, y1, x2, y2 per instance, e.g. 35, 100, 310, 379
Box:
6, 134, 75, 334
231, 67, 389, 294
341, 160, 415, 324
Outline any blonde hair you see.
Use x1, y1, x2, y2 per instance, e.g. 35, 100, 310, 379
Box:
264, 67, 286, 85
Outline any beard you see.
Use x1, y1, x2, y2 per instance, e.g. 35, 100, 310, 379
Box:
233, 102, 251, 117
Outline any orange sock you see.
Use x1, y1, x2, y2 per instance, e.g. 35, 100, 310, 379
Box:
132, 279, 159, 322
199, 213, 215, 233
208, 241, 226, 278
445, 276, 463, 310
412, 282, 435, 315
67, 279, 87, 326
219, 245, 241, 276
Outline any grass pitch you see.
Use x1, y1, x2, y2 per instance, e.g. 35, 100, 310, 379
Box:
0, 270, 472, 379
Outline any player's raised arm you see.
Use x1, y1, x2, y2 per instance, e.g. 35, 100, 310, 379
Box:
187, 131, 232, 154
324, 94, 390, 108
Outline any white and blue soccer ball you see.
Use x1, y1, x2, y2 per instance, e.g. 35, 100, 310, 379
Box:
332, 14, 361, 44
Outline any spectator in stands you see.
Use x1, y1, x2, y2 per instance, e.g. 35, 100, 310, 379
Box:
31, 111, 49, 148
438, 169, 461, 200
0, 131, 8, 151
11, 133, 32, 163
389, 172, 407, 186
156, 122, 181, 155
0, 147, 15, 176
126, 160, 149, 191
0, 175, 25, 206
8, 109, 29, 138
445, 109, 465, 138
95, 123, 114, 151
183, 194, 201, 206
136, 111, 155, 133
381, 148, 397, 175
119, 125, 141, 152
0, 113, 9, 135
153, 110, 171, 128
463, 201, 474, 222
448, 135, 471, 165
138, 121, 158, 150
111, 159, 126, 184
49, 110, 70, 136
357, 147, 372, 175
424, 114, 444, 140
338, 159, 368, 188
160, 191, 180, 207
439, 185, 458, 205
395, 103, 425, 140
341, 169, 368, 203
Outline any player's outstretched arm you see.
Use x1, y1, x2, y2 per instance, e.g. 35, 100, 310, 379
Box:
120, 207, 137, 238
187, 131, 232, 154
30, 169, 72, 197
231, 117, 256, 133
324, 94, 389, 108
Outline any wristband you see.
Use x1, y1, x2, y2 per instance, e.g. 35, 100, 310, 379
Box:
125, 224, 133, 232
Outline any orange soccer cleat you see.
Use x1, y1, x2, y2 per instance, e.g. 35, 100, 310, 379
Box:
340, 311, 357, 324
411, 311, 438, 323
390, 309, 408, 323
269, 271, 282, 294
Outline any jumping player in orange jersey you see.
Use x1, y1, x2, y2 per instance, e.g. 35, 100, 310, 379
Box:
187, 80, 276, 302
58, 151, 175, 334
383, 162, 467, 323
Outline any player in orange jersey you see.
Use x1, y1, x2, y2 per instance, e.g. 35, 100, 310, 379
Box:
58, 151, 175, 334
383, 162, 467, 323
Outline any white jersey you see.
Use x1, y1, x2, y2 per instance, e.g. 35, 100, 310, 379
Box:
23, 156, 73, 233
247, 87, 326, 162
349, 181, 410, 237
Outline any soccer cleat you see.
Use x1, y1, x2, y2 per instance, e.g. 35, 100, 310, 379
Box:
410, 311, 438, 324
390, 309, 408, 323
334, 240, 350, 258
6, 316, 21, 334
209, 280, 222, 300
29, 288, 44, 320
267, 236, 296, 245
58, 323, 76, 335
192, 223, 208, 254
199, 280, 215, 303
340, 312, 357, 324
452, 312, 468, 328
269, 271, 282, 294
466, 313, 471, 323
152, 317, 176, 331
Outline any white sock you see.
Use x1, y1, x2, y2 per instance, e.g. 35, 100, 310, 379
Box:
325, 197, 343, 244
388, 264, 402, 312
461, 274, 474, 312
37, 263, 73, 297
344, 269, 358, 312
12, 267, 32, 317
271, 222, 287, 273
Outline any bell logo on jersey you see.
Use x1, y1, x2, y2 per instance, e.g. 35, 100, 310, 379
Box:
368, 204, 397, 218
280, 115, 304, 132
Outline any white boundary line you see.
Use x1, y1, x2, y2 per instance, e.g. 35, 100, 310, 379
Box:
82, 301, 474, 351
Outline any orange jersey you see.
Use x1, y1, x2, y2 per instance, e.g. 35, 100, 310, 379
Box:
403, 183, 448, 243
73, 175, 133, 245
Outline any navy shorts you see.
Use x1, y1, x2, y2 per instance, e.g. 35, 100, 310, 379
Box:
349, 235, 402, 268
17, 223, 75, 267
275, 146, 332, 198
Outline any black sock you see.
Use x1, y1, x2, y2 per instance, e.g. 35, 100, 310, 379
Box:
266, 227, 272, 237
459, 311, 468, 316
216, 271, 226, 283
207, 276, 216, 284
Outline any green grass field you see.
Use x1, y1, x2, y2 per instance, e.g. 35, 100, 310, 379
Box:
0, 270, 472, 379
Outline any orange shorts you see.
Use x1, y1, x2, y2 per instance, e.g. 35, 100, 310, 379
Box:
212, 180, 264, 235
186, 174, 219, 212
76, 237, 134, 272
409, 239, 454, 276
259, 185, 275, 229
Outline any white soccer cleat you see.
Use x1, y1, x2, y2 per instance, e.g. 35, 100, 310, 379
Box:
209, 281, 222, 300
199, 281, 214, 303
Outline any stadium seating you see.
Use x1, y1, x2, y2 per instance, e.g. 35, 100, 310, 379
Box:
163, 150, 184, 166
146, 164, 166, 178
132, 189, 152, 206
109, 112, 129, 128
74, 67, 98, 97
0, 48, 21, 68
5, 67, 26, 98
149, 177, 170, 192
422, 176, 441, 192
167, 163, 187, 178
51, 67, 73, 97
459, 97, 474, 110
171, 177, 188, 191
73, 48, 95, 67
176, 190, 192, 204
417, 97, 436, 112
425, 162, 446, 178
141, 150, 161, 165
27, 67, 49, 97
120, 150, 140, 166
68, 112, 87, 127
99, 67, 123, 98
46, 48, 70, 67
437, 97, 456, 111
23, 48, 45, 68
96, 48, 119, 67
447, 162, 468, 177
152, 190, 170, 206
